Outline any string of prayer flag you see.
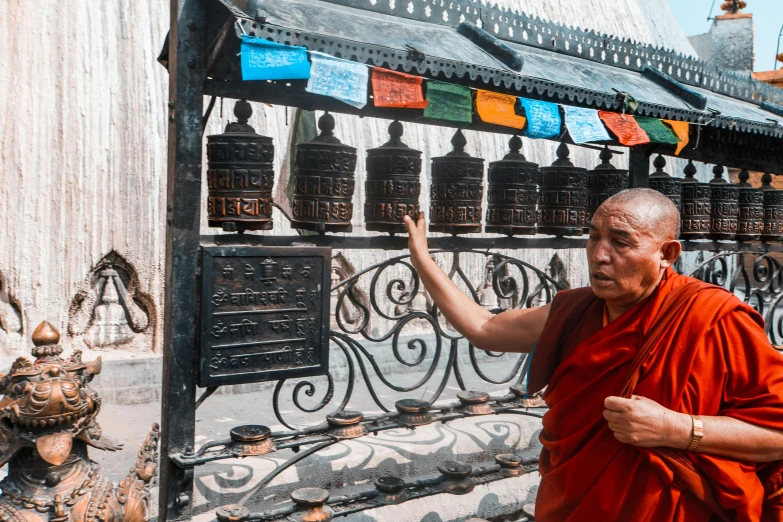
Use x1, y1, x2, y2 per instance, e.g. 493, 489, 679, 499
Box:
518, 98, 561, 139
475, 90, 526, 129
306, 51, 369, 109
562, 106, 611, 144
634, 117, 681, 145
663, 120, 690, 155
423, 81, 473, 124
598, 111, 650, 146
371, 68, 428, 109
240, 36, 311, 81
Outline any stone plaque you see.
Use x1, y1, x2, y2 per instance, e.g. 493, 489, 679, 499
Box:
200, 246, 331, 387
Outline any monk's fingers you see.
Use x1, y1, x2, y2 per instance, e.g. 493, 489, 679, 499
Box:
606, 421, 624, 433
604, 396, 633, 412
417, 211, 426, 233
403, 215, 417, 235
602, 409, 622, 422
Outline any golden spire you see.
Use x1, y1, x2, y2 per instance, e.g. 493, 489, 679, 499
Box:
720, 0, 747, 14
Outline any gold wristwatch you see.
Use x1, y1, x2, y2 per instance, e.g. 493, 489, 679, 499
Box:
687, 415, 703, 451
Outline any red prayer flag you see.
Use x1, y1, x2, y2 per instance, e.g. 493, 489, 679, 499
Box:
371, 68, 428, 109
598, 111, 650, 146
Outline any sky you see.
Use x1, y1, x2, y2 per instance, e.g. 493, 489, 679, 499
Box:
666, 0, 782, 72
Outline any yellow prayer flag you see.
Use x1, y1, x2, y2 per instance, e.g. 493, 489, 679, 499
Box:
476, 90, 526, 129
663, 120, 690, 155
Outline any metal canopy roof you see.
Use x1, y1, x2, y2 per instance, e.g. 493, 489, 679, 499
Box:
190, 0, 783, 171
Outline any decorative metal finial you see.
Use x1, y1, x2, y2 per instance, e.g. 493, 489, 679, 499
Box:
683, 159, 698, 180
720, 0, 746, 14
32, 321, 60, 347
762, 172, 773, 188
448, 129, 469, 156
653, 154, 667, 175
738, 169, 751, 187
711, 165, 727, 184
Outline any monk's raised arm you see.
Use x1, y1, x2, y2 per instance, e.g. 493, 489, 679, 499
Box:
403, 213, 550, 353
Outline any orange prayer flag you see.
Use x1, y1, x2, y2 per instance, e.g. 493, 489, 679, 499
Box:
371, 68, 428, 109
476, 90, 526, 129
598, 111, 650, 146
663, 120, 690, 155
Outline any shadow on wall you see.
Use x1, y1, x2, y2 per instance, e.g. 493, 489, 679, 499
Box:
68, 251, 156, 353
0, 269, 23, 353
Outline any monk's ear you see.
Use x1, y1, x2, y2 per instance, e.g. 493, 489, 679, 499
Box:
660, 240, 681, 268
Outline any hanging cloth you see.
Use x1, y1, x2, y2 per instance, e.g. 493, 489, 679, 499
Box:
561, 106, 611, 144
240, 36, 311, 81
423, 81, 473, 124
635, 117, 681, 145
663, 120, 690, 155
475, 90, 526, 129
598, 111, 651, 146
306, 51, 369, 109
518, 97, 562, 139
371, 68, 428, 109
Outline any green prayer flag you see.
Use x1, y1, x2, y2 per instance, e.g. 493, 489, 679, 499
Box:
423, 81, 473, 124
634, 117, 681, 145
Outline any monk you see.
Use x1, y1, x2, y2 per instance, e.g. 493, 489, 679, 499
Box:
403, 188, 783, 521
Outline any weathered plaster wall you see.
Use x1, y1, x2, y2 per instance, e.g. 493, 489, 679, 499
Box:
1, 0, 710, 367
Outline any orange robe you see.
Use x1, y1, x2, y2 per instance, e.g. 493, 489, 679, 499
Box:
529, 267, 783, 521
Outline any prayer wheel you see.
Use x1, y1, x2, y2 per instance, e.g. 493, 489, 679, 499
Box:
291, 112, 356, 233
736, 169, 763, 242
648, 154, 682, 210
429, 130, 484, 235
538, 142, 588, 237
762, 172, 783, 242
680, 160, 711, 240
485, 135, 539, 236
708, 165, 739, 241
206, 100, 274, 232
364, 121, 422, 234
586, 146, 628, 230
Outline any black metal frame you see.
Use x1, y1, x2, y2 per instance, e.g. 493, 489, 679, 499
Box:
161, 1, 783, 520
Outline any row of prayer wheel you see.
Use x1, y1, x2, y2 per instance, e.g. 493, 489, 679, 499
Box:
206, 101, 783, 240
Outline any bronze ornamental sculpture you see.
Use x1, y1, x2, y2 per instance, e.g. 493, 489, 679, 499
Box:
0, 322, 159, 522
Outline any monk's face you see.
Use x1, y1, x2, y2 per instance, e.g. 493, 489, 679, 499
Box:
587, 202, 672, 309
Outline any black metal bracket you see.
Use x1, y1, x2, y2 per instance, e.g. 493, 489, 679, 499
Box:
642, 66, 708, 110
457, 21, 524, 72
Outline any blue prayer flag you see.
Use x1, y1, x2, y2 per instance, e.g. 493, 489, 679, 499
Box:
240, 36, 310, 81
561, 106, 611, 144
305, 52, 369, 109
518, 98, 562, 139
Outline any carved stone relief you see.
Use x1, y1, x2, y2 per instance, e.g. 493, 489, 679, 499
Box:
68, 252, 155, 352
0, 269, 23, 352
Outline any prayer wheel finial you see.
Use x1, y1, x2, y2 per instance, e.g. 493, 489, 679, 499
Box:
649, 154, 682, 209
683, 159, 698, 181
738, 169, 751, 187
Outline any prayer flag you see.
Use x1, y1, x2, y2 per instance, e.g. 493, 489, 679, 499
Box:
634, 117, 681, 145
240, 36, 310, 81
423, 81, 473, 124
518, 98, 561, 139
371, 68, 428, 109
561, 106, 611, 144
475, 90, 526, 129
663, 120, 690, 155
598, 111, 650, 146
306, 51, 369, 109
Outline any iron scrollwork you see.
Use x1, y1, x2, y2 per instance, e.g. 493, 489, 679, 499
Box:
690, 252, 783, 344
269, 250, 563, 429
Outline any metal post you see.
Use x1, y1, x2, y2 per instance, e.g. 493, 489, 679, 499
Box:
159, 0, 206, 520
628, 145, 652, 188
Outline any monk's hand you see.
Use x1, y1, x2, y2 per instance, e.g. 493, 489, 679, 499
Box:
403, 212, 431, 271
603, 395, 691, 449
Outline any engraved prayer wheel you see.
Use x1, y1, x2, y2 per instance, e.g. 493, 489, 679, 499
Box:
762, 172, 783, 242
680, 160, 711, 240
708, 165, 739, 241
429, 130, 484, 234
648, 154, 682, 210
538, 142, 588, 236
586, 146, 628, 229
291, 112, 356, 233
736, 169, 763, 242
485, 135, 539, 236
206, 100, 274, 232
364, 121, 421, 233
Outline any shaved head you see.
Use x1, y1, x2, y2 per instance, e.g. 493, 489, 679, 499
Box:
600, 188, 680, 240
587, 188, 682, 319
